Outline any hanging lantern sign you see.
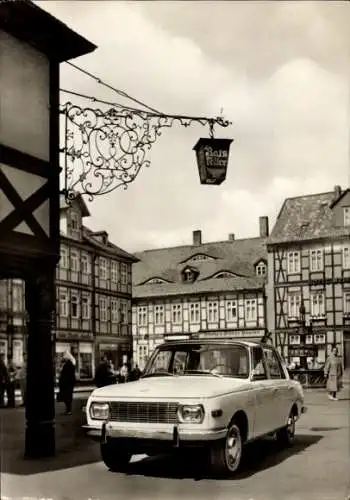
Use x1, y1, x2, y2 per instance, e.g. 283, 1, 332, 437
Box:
193, 137, 233, 185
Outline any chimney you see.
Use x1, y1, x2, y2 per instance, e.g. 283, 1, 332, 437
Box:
192, 230, 202, 246
259, 216, 269, 238
334, 185, 341, 199
228, 233, 235, 241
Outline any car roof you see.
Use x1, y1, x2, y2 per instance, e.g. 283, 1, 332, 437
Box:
159, 339, 270, 349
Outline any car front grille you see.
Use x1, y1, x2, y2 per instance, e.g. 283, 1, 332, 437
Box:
109, 401, 179, 424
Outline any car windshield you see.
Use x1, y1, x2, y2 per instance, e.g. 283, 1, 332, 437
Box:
142, 343, 250, 379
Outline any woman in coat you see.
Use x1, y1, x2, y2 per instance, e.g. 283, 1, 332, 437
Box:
324, 346, 343, 401
58, 351, 76, 415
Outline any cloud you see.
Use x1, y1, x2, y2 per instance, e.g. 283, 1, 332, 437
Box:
39, 1, 349, 252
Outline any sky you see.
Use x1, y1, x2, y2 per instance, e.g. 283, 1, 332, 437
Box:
39, 0, 350, 252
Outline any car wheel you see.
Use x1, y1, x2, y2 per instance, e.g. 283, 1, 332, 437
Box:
276, 410, 296, 447
100, 438, 132, 472
209, 423, 243, 477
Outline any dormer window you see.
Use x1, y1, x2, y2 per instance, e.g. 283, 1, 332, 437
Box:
182, 266, 198, 283
184, 254, 215, 264
256, 262, 267, 276
215, 272, 236, 279
344, 207, 350, 226
184, 269, 194, 282
145, 278, 168, 285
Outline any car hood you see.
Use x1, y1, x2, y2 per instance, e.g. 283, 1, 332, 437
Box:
91, 376, 251, 400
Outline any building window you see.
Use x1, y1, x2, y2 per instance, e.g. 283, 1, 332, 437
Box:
70, 212, 80, 231
111, 261, 118, 283
245, 299, 257, 322
287, 251, 300, 274
226, 300, 237, 321
138, 345, 148, 369
256, 263, 266, 276
290, 335, 300, 345
155, 305, 165, 325
71, 250, 79, 272
78, 343, 93, 380
207, 301, 218, 323
306, 334, 313, 344
310, 292, 325, 318
172, 304, 182, 324
343, 246, 350, 269
137, 306, 148, 326
315, 333, 326, 344
0, 281, 7, 309
310, 249, 323, 272
71, 293, 79, 319
111, 299, 119, 323
12, 283, 23, 312
121, 263, 128, 285
344, 207, 350, 226
81, 295, 90, 320
344, 292, 350, 315
60, 247, 68, 268
288, 292, 301, 318
120, 301, 128, 324
189, 303, 200, 323
59, 289, 68, 317
99, 258, 107, 280
99, 296, 108, 322
81, 253, 90, 274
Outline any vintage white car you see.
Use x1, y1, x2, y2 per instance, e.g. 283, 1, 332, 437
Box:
84, 340, 307, 476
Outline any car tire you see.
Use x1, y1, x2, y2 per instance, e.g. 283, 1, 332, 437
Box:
100, 438, 132, 472
208, 423, 243, 477
276, 410, 296, 447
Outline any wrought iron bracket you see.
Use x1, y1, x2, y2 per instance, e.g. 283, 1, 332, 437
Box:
59, 102, 231, 201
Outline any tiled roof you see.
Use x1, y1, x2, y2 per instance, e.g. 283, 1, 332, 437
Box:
268, 190, 350, 245
133, 237, 267, 298
133, 276, 266, 299
83, 227, 139, 262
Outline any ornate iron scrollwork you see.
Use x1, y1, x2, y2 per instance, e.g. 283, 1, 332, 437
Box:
59, 102, 231, 201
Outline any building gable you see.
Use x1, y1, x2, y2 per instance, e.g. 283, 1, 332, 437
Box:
331, 189, 350, 228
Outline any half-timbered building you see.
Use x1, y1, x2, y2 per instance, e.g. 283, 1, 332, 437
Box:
132, 218, 269, 369
267, 185, 350, 373
0, 194, 138, 381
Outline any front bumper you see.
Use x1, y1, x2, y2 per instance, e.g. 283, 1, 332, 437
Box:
104, 422, 226, 442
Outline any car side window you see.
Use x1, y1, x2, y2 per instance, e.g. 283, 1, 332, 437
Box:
251, 347, 267, 380
263, 349, 285, 379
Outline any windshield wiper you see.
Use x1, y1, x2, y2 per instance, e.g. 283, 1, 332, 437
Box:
183, 370, 223, 378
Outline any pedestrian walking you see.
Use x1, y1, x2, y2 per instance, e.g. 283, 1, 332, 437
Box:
324, 346, 343, 401
6, 358, 17, 408
0, 353, 9, 408
57, 351, 76, 415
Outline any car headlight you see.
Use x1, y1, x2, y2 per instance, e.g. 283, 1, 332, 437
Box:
89, 402, 110, 420
177, 404, 205, 424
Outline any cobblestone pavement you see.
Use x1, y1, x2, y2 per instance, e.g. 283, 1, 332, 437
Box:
0, 389, 349, 500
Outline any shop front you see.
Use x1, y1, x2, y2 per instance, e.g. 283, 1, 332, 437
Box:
97, 342, 132, 370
